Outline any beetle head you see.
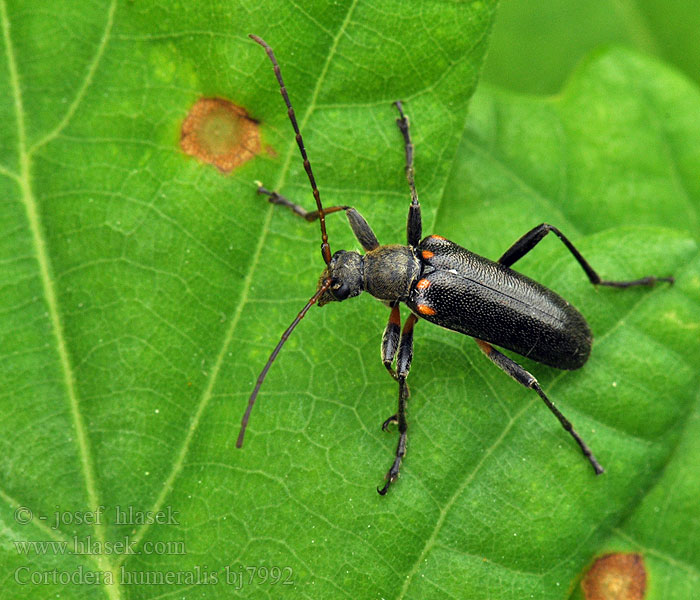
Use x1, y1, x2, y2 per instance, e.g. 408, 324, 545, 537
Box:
318, 250, 364, 306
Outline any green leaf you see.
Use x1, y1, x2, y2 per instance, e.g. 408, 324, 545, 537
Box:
482, 0, 700, 95
3, 2, 699, 599
0, 0, 498, 598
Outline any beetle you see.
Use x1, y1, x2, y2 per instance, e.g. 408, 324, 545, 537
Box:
237, 34, 674, 495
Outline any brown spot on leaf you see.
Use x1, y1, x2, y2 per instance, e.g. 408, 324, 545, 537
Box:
582, 553, 647, 600
180, 98, 261, 173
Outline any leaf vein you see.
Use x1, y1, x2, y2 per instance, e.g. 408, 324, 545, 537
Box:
30, 0, 117, 153
1, 0, 120, 595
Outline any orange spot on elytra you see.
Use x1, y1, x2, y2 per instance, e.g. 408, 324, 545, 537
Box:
416, 278, 431, 290
582, 553, 646, 600
430, 234, 446, 240
180, 97, 261, 173
417, 304, 436, 316
421, 250, 434, 259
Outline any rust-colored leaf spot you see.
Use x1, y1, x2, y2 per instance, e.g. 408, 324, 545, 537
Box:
582, 553, 647, 600
180, 97, 261, 173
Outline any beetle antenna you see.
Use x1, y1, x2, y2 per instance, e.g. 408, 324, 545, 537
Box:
249, 34, 332, 266
237, 278, 332, 448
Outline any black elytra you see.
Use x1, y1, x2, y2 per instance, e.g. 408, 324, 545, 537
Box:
238, 35, 674, 495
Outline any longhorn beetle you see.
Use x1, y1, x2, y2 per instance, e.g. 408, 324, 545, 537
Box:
238, 34, 674, 495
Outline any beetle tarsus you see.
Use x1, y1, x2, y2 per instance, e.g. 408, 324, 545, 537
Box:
381, 414, 398, 431
377, 482, 391, 496
377, 457, 401, 495
599, 275, 674, 288
531, 381, 606, 476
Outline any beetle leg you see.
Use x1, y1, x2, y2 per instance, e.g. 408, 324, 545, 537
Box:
498, 223, 673, 287
380, 304, 412, 430
382, 303, 401, 382
378, 314, 418, 495
346, 209, 380, 251
255, 183, 349, 221
393, 101, 422, 249
381, 415, 399, 431
256, 183, 380, 251
475, 339, 605, 475
380, 303, 401, 430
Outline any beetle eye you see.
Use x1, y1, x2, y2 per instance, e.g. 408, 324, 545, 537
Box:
333, 282, 350, 300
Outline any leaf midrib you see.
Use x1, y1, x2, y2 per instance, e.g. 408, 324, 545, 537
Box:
1, 0, 120, 596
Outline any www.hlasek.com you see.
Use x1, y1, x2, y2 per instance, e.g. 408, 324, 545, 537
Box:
14, 535, 184, 556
